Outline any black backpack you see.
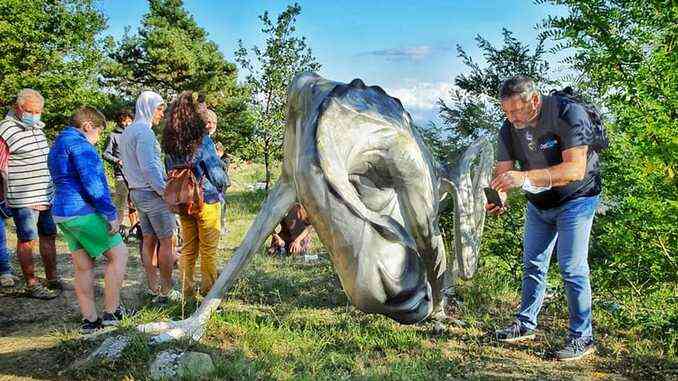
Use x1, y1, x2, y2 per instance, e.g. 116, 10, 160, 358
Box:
549, 87, 609, 152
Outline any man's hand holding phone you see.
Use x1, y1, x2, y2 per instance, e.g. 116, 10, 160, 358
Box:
484, 186, 508, 216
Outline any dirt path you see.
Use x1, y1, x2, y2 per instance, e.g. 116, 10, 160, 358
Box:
0, 230, 156, 381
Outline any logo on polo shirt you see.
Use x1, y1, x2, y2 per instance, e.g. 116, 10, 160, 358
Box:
539, 138, 558, 150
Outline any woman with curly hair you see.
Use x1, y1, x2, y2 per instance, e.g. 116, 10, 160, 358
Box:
162, 91, 227, 298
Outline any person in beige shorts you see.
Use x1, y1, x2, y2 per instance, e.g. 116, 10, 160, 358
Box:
103, 109, 134, 234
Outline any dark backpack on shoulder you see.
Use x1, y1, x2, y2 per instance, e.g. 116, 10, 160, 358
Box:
549, 87, 609, 152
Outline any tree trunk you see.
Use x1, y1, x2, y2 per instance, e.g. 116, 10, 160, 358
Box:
264, 139, 271, 192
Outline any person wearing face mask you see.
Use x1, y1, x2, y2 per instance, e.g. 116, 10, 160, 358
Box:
0, 89, 60, 299
488, 76, 602, 361
119, 91, 179, 304
48, 107, 129, 333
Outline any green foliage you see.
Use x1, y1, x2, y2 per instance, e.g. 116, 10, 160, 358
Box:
539, 0, 678, 290
102, 0, 255, 158
234, 3, 321, 190
426, 29, 557, 163
0, 0, 109, 137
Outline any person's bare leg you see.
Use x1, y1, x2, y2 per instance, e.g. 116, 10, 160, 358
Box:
141, 234, 159, 293
71, 250, 96, 321
129, 211, 139, 228
38, 234, 58, 281
103, 243, 128, 313
16, 240, 38, 287
157, 236, 174, 294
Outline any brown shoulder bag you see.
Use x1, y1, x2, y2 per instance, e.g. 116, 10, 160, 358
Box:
163, 164, 204, 216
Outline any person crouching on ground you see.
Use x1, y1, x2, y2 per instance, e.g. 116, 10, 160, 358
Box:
268, 203, 312, 257
163, 92, 227, 299
120, 91, 178, 304
48, 107, 129, 333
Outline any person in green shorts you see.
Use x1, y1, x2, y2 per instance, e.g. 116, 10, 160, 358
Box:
48, 107, 129, 333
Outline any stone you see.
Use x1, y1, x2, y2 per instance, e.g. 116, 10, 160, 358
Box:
176, 352, 215, 379
432, 321, 447, 335
149, 349, 182, 381
89, 335, 131, 360
149, 350, 214, 381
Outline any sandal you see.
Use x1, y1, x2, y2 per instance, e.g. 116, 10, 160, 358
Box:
26, 282, 60, 300
0, 273, 17, 287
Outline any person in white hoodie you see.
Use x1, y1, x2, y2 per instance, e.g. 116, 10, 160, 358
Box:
119, 91, 178, 303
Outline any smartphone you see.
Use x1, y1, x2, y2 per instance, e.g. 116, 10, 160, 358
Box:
483, 187, 503, 208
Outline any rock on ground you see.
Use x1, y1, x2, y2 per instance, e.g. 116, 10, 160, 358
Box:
149, 350, 214, 381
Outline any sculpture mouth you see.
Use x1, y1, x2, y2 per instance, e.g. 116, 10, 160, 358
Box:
383, 283, 432, 324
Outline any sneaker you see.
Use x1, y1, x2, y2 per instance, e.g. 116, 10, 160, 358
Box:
0, 273, 16, 287
44, 278, 64, 291
555, 336, 595, 361
102, 306, 132, 327
495, 320, 536, 342
152, 289, 182, 305
81, 318, 103, 334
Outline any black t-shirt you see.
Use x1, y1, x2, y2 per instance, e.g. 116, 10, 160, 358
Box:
497, 95, 602, 209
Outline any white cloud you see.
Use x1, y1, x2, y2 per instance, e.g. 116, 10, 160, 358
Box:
357, 40, 456, 63
358, 45, 435, 62
384, 81, 456, 124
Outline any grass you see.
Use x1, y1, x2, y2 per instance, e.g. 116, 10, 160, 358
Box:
44, 162, 677, 380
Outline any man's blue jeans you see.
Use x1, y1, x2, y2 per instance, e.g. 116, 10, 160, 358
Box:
517, 194, 600, 339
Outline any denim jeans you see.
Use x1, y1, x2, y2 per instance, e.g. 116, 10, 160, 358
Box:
0, 217, 10, 275
10, 207, 57, 242
517, 194, 600, 339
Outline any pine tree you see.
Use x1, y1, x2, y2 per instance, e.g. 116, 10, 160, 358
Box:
102, 0, 254, 156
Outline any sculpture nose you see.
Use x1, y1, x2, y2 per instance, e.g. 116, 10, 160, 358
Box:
377, 253, 432, 324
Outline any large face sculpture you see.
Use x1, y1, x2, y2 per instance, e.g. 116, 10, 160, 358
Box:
284, 73, 447, 323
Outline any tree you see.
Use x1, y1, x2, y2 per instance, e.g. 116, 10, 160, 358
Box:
102, 0, 254, 157
0, 0, 108, 137
538, 0, 678, 292
234, 3, 321, 190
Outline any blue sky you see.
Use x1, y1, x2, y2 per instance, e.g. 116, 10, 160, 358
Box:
100, 0, 565, 124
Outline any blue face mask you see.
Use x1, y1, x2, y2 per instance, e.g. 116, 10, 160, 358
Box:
21, 113, 41, 127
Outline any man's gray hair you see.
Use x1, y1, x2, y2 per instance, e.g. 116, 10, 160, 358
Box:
16, 88, 44, 107
499, 76, 539, 101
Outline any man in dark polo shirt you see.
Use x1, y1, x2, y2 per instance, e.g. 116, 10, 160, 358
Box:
487, 76, 602, 361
